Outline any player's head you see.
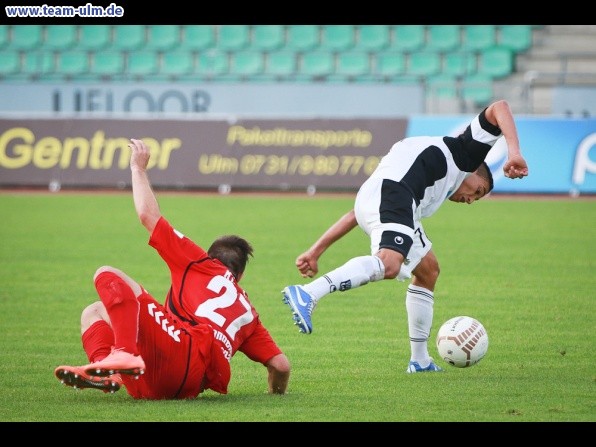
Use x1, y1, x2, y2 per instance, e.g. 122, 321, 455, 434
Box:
476, 161, 494, 193
208, 235, 254, 279
449, 162, 494, 204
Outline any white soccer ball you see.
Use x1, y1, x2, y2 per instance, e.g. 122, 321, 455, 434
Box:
436, 316, 489, 368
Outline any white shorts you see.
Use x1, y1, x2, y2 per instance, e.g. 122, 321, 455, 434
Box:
354, 177, 432, 281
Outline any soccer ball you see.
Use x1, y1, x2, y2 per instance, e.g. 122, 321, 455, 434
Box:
436, 316, 489, 368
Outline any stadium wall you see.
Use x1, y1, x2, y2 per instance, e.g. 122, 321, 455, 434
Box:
0, 83, 424, 117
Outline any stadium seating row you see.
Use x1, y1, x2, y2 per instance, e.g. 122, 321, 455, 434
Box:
0, 25, 534, 54
0, 48, 514, 80
0, 25, 537, 106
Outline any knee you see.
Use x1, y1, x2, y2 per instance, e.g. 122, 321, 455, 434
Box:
384, 263, 401, 279
376, 250, 403, 279
93, 266, 142, 297
425, 258, 440, 281
80, 301, 108, 333
93, 265, 120, 282
413, 259, 440, 289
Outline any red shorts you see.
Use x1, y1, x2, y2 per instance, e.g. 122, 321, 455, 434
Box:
122, 293, 228, 399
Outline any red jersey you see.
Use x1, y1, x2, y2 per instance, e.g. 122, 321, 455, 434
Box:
148, 216, 282, 393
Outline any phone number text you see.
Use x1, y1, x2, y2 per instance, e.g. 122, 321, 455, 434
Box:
199, 154, 381, 176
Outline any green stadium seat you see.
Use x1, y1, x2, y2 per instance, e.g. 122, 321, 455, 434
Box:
252, 25, 285, 52
407, 51, 441, 77
0, 26, 8, 49
78, 25, 112, 51
0, 50, 20, 76
443, 51, 477, 76
373, 51, 406, 80
299, 50, 334, 79
218, 25, 250, 52
426, 25, 461, 52
478, 46, 513, 78
392, 25, 425, 52
427, 73, 458, 99
146, 25, 180, 52
461, 25, 496, 52
335, 51, 370, 79
499, 25, 532, 53
320, 25, 355, 52
44, 25, 77, 51
180, 25, 215, 52
160, 50, 193, 77
231, 51, 264, 77
112, 25, 146, 52
461, 73, 493, 106
9, 25, 43, 51
56, 50, 90, 77
286, 25, 320, 52
22, 50, 55, 79
92, 51, 125, 78
127, 51, 159, 78
264, 50, 296, 79
197, 51, 229, 78
356, 25, 390, 52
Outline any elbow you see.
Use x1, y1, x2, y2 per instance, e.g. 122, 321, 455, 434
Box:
267, 353, 291, 394
138, 210, 151, 227
138, 209, 159, 232
347, 209, 358, 227
489, 99, 509, 111
269, 353, 291, 375
493, 99, 512, 115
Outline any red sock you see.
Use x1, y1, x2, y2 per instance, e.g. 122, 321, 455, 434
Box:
82, 320, 114, 363
94, 271, 140, 355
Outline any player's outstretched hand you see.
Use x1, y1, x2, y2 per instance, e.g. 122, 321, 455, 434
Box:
128, 138, 151, 171
503, 154, 528, 179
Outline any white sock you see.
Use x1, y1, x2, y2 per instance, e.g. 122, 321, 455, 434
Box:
405, 284, 434, 365
303, 255, 385, 302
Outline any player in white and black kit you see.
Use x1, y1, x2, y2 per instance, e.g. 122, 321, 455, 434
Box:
282, 100, 528, 373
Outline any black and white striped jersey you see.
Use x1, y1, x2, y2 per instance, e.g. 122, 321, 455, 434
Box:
369, 109, 503, 218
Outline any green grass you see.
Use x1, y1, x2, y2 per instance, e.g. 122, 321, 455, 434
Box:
0, 192, 594, 422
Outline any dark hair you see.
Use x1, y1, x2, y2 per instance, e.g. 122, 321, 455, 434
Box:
207, 235, 254, 279
477, 161, 494, 194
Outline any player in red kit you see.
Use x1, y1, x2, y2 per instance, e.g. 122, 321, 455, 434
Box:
54, 138, 290, 399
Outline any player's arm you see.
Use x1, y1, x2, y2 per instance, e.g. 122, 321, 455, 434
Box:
241, 323, 291, 394
296, 209, 358, 278
484, 100, 529, 179
266, 353, 291, 395
128, 138, 162, 234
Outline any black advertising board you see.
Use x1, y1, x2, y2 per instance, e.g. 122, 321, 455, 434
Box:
0, 117, 408, 192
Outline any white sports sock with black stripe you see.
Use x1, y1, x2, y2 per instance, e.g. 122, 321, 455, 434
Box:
405, 284, 434, 365
303, 255, 385, 302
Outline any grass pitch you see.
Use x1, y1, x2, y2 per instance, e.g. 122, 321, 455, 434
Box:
0, 191, 594, 422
